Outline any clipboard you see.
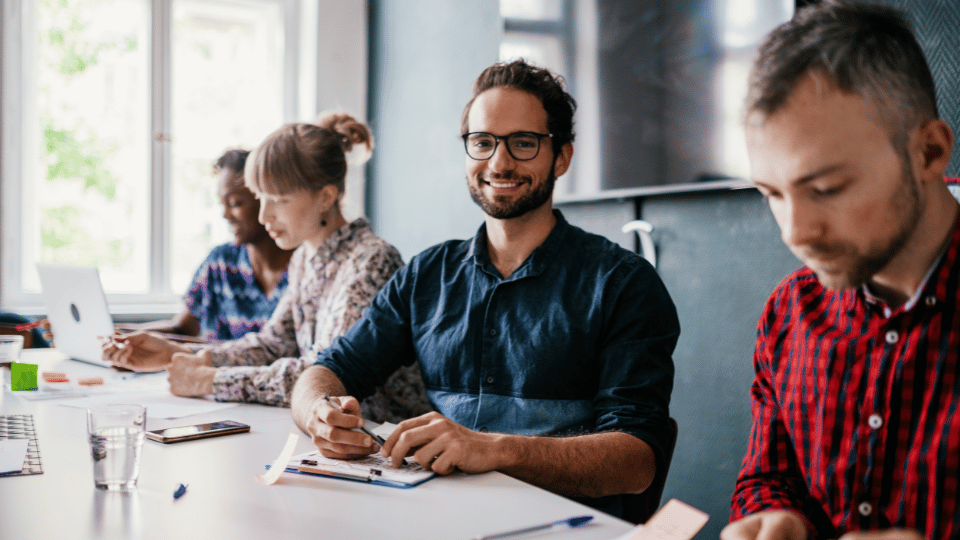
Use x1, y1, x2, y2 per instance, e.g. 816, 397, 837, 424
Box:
282, 450, 436, 489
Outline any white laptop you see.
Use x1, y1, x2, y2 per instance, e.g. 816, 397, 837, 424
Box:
36, 264, 115, 367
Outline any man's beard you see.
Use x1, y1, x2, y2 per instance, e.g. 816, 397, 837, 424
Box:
468, 163, 556, 220
801, 164, 922, 290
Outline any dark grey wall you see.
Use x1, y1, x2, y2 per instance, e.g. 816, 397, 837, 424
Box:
561, 188, 799, 539
874, 0, 960, 177
557, 198, 635, 251
367, 0, 498, 260
638, 188, 798, 538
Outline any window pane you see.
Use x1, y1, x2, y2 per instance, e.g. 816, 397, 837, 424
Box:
500, 32, 565, 78
718, 0, 794, 49
170, 0, 284, 293
24, 0, 150, 293
500, 0, 563, 21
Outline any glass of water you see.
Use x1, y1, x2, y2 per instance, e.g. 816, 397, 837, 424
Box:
86, 404, 146, 490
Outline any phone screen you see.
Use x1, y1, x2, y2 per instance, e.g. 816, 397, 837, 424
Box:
147, 420, 249, 443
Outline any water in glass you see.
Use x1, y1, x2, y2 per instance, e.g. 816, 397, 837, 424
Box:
90, 426, 144, 490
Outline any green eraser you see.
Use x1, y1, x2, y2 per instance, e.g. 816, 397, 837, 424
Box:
11, 362, 39, 391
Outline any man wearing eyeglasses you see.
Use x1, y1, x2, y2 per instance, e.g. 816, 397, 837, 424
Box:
291, 59, 679, 517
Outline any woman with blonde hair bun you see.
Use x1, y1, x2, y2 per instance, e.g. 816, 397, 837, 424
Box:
104, 112, 431, 422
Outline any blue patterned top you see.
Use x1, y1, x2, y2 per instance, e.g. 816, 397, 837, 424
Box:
184, 243, 288, 342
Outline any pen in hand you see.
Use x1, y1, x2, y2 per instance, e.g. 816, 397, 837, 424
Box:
97, 335, 126, 349
322, 395, 386, 446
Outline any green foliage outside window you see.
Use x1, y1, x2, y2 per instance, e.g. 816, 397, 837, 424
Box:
43, 121, 118, 199
37, 0, 138, 269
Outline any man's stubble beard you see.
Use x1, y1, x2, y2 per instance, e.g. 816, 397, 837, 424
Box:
467, 161, 557, 220
804, 162, 922, 290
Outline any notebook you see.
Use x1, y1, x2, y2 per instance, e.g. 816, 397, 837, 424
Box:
36, 264, 115, 368
0, 415, 43, 476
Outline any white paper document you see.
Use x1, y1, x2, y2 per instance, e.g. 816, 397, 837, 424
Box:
617, 499, 709, 540
0, 438, 29, 474
286, 449, 436, 487
282, 423, 435, 488
56, 392, 238, 419
17, 371, 170, 401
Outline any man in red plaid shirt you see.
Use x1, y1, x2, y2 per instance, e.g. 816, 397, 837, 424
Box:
723, 2, 960, 540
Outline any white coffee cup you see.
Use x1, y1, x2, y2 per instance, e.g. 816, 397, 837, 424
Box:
0, 335, 24, 362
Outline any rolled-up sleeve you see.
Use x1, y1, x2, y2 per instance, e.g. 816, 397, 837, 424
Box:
593, 258, 678, 476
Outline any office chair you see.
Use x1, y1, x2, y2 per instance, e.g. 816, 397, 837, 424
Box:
620, 417, 679, 524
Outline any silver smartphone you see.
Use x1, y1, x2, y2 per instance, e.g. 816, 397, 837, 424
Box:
146, 420, 250, 443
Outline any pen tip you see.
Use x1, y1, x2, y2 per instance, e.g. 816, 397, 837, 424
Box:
568, 516, 593, 527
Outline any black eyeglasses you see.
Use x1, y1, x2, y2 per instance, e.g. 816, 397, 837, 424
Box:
462, 131, 553, 161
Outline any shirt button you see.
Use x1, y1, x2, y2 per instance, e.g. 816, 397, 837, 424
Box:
858, 502, 873, 517
488, 329, 497, 336
926, 295, 937, 307
486, 376, 494, 384
868, 414, 883, 429
885, 330, 899, 344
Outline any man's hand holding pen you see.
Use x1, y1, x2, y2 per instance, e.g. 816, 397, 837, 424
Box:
305, 394, 503, 476
306, 395, 381, 460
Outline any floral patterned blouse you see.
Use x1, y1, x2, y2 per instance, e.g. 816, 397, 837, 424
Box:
206, 218, 432, 422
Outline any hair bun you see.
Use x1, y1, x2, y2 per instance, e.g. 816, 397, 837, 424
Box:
315, 111, 374, 164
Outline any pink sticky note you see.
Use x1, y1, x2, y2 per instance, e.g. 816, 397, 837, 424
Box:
626, 499, 709, 540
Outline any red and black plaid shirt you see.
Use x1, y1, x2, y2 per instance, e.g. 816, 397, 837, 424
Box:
731, 213, 960, 539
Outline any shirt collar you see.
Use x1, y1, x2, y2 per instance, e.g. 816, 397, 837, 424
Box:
860, 211, 960, 316
467, 209, 569, 281
861, 250, 943, 317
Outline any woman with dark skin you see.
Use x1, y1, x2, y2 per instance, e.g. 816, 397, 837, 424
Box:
122, 149, 294, 340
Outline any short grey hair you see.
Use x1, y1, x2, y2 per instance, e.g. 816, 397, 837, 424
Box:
747, 0, 938, 151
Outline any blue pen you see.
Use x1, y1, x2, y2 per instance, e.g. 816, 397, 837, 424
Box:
173, 483, 188, 500
473, 515, 593, 540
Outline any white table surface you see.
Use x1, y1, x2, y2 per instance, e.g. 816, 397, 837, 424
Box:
1, 350, 636, 540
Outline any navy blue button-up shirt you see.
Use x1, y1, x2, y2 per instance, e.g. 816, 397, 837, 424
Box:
317, 210, 678, 508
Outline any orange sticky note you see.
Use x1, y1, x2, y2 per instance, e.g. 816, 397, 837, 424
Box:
626, 499, 709, 540
42, 371, 68, 383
